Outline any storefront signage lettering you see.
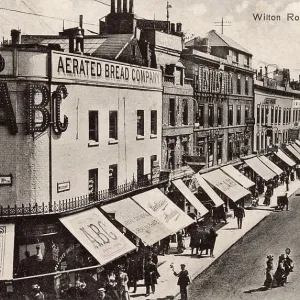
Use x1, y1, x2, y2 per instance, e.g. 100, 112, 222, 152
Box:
57, 181, 70, 193
0, 174, 12, 186
52, 52, 162, 90
264, 97, 276, 104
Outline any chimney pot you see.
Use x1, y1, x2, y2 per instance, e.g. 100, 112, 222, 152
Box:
171, 23, 175, 33
11, 29, 21, 45
79, 15, 83, 28
176, 23, 182, 32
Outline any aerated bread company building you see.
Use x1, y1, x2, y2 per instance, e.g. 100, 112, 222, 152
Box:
0, 46, 164, 298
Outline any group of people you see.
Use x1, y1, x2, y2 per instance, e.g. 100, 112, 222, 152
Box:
188, 223, 218, 258
264, 248, 294, 289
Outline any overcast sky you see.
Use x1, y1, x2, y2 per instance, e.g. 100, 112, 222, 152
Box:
1, 0, 300, 79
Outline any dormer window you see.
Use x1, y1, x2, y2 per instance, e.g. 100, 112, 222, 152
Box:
232, 50, 238, 63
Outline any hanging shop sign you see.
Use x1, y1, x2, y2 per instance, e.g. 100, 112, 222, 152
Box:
51, 51, 162, 90
57, 181, 70, 193
0, 174, 12, 186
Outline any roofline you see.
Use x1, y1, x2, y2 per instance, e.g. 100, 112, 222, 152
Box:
115, 34, 134, 59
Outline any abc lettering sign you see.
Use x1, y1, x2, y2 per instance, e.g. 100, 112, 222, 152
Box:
51, 51, 162, 90
59, 208, 136, 265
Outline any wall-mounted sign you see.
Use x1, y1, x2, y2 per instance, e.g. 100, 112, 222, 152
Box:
57, 181, 70, 193
51, 51, 162, 91
0, 174, 12, 186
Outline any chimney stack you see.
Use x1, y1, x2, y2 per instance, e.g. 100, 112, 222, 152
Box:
79, 15, 83, 28
117, 0, 122, 13
171, 23, 175, 33
123, 0, 128, 13
265, 66, 268, 77
129, 0, 134, 13
111, 0, 115, 13
11, 29, 21, 45
176, 23, 182, 32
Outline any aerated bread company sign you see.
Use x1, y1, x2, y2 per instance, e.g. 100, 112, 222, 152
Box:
51, 51, 162, 90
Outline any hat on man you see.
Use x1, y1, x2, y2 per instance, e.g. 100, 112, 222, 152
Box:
32, 284, 40, 290
180, 264, 186, 267
98, 288, 106, 292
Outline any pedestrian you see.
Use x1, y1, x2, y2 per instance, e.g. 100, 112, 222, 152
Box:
218, 204, 228, 224
127, 254, 139, 293
284, 248, 294, 283
116, 265, 129, 300
189, 224, 200, 257
263, 187, 272, 206
285, 175, 290, 192
208, 224, 218, 258
198, 226, 210, 257
264, 255, 276, 289
296, 166, 300, 179
144, 257, 158, 296
274, 254, 287, 287
281, 192, 289, 211
280, 172, 285, 185
177, 230, 185, 254
290, 169, 295, 181
172, 264, 191, 300
160, 235, 171, 255
212, 206, 220, 224
30, 284, 45, 300
234, 204, 245, 229
97, 288, 112, 300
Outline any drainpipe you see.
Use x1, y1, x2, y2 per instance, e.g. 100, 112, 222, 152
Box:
48, 50, 53, 211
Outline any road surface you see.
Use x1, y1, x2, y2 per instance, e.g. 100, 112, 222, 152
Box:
189, 190, 300, 300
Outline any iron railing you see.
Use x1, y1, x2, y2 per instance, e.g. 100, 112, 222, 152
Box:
0, 173, 169, 217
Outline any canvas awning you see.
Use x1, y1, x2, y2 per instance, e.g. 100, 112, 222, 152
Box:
286, 145, 300, 161
244, 157, 276, 181
296, 140, 300, 148
102, 198, 172, 245
221, 165, 255, 189
0, 223, 15, 280
194, 174, 224, 207
172, 179, 209, 217
275, 149, 296, 167
132, 188, 194, 234
202, 169, 250, 202
59, 208, 136, 266
258, 156, 283, 175
292, 143, 300, 155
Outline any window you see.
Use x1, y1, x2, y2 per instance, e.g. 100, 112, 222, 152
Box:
289, 108, 292, 123
217, 141, 222, 164
257, 105, 260, 125
256, 134, 260, 151
109, 111, 118, 140
237, 74, 241, 94
137, 110, 144, 136
197, 105, 204, 126
237, 105, 241, 125
265, 106, 268, 124
271, 106, 274, 124
217, 106, 222, 126
208, 142, 214, 167
245, 77, 249, 95
151, 110, 157, 135
283, 109, 286, 124
245, 105, 249, 120
150, 155, 157, 174
137, 157, 144, 182
293, 109, 296, 122
169, 99, 176, 126
88, 169, 98, 201
228, 140, 233, 161
261, 105, 264, 124
89, 111, 99, 142
228, 105, 233, 126
208, 105, 214, 127
175, 67, 183, 85
279, 108, 282, 124
275, 107, 278, 124
182, 99, 188, 125
109, 164, 118, 191
232, 51, 238, 62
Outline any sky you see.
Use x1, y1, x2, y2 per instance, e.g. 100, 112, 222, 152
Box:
1, 0, 300, 79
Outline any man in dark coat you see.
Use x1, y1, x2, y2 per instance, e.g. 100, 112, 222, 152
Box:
281, 193, 289, 211
144, 257, 158, 296
208, 225, 218, 258
284, 248, 294, 283
173, 264, 190, 300
198, 226, 210, 256
235, 204, 245, 229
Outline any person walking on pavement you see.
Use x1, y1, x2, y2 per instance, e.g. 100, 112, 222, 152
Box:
285, 175, 290, 192
208, 224, 218, 258
274, 254, 287, 287
97, 288, 112, 300
116, 265, 129, 300
234, 204, 245, 229
172, 263, 191, 300
264, 255, 276, 289
198, 226, 210, 257
144, 257, 158, 296
30, 284, 45, 300
189, 224, 200, 257
263, 186, 272, 206
177, 230, 185, 254
284, 248, 294, 283
280, 192, 289, 211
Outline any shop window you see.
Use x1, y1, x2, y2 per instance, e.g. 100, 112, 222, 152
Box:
228, 140, 233, 161
151, 110, 157, 135
169, 98, 176, 126
245, 76, 249, 95
217, 141, 222, 164
167, 140, 176, 169
89, 168, 98, 201
271, 106, 274, 124
182, 99, 188, 125
150, 155, 157, 174
261, 133, 264, 150
237, 105, 241, 125
236, 140, 240, 158
279, 108, 282, 124
257, 105, 260, 125
197, 104, 204, 126
208, 105, 214, 127
109, 164, 118, 191
89, 111, 98, 143
137, 110, 144, 136
137, 157, 144, 182
256, 134, 260, 151
109, 111, 118, 140
237, 74, 241, 94
217, 106, 222, 126
208, 142, 214, 167
196, 137, 205, 156
228, 105, 233, 126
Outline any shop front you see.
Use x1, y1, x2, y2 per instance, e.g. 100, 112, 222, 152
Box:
258, 156, 283, 177
286, 145, 300, 163
274, 149, 296, 170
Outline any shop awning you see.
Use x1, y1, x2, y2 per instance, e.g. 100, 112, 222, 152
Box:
258, 156, 283, 175
172, 179, 209, 217
244, 157, 276, 181
194, 174, 224, 207
296, 140, 300, 148
202, 169, 250, 202
102, 198, 172, 245
286, 145, 300, 161
0, 223, 15, 280
292, 143, 300, 155
59, 208, 136, 266
132, 188, 194, 234
275, 149, 296, 167
221, 165, 255, 189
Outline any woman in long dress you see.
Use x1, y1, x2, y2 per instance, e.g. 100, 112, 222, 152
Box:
264, 255, 276, 289
274, 254, 287, 287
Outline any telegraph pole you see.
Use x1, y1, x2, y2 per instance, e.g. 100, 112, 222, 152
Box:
214, 17, 231, 34
166, 1, 172, 33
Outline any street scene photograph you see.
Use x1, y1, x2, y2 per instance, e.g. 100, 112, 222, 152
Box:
1, 0, 300, 299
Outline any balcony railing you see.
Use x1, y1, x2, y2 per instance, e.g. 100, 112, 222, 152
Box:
0, 173, 169, 217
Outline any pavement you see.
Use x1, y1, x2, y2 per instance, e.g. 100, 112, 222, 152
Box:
129, 179, 300, 300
